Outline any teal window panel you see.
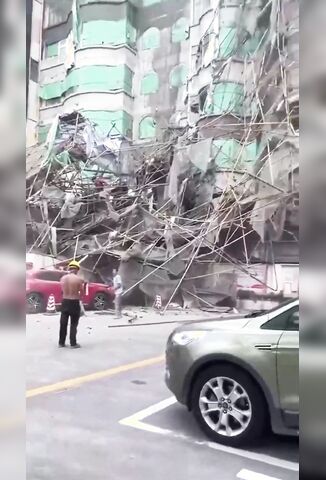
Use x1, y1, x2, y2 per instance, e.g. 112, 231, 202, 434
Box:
141, 72, 159, 94
139, 116, 156, 139
242, 31, 264, 56
218, 26, 264, 59
81, 19, 136, 47
45, 43, 59, 58
205, 82, 245, 116
213, 139, 240, 168
66, 65, 134, 95
38, 125, 51, 144
241, 141, 259, 166
218, 27, 238, 57
170, 64, 187, 88
213, 139, 259, 169
126, 22, 137, 45
39, 65, 134, 100
54, 151, 72, 167
83, 110, 133, 137
172, 17, 189, 43
141, 27, 160, 50
39, 82, 64, 100
143, 0, 163, 6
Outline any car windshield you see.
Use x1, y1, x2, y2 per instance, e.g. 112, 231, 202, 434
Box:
244, 298, 298, 318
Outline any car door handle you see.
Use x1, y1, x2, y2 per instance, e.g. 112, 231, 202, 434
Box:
254, 344, 277, 351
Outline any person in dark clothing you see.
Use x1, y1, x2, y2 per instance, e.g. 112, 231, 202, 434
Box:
59, 260, 84, 349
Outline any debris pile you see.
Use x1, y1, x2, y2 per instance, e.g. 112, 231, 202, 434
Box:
26, 113, 298, 310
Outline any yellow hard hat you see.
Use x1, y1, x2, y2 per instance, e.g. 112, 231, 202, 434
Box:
68, 260, 80, 270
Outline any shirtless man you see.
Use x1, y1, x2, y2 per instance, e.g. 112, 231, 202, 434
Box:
59, 260, 84, 348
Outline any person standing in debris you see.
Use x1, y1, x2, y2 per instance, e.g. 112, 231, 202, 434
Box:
113, 269, 123, 319
59, 260, 84, 349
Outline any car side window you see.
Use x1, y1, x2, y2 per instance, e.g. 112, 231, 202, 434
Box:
53, 272, 65, 282
286, 307, 299, 331
261, 306, 298, 331
36, 271, 63, 282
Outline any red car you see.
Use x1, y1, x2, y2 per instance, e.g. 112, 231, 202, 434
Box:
26, 269, 115, 314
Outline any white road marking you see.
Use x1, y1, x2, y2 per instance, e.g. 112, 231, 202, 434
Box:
119, 397, 176, 435
120, 397, 177, 424
237, 469, 281, 480
119, 397, 299, 473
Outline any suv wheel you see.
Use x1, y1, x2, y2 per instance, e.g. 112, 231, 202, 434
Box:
92, 292, 110, 311
26, 293, 45, 314
191, 365, 267, 447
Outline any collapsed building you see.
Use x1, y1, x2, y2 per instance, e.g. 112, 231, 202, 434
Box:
26, 0, 299, 310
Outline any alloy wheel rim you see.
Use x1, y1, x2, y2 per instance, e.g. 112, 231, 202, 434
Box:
94, 294, 106, 310
199, 376, 252, 437
27, 294, 41, 310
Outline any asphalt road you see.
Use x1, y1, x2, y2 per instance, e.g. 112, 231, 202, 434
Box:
27, 313, 299, 480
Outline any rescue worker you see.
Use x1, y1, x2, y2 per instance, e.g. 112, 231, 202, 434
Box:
59, 260, 84, 348
113, 269, 123, 319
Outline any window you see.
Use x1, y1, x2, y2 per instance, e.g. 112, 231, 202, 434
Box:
141, 72, 159, 95
286, 308, 299, 331
172, 18, 189, 43
169, 64, 187, 88
141, 27, 160, 50
218, 27, 238, 58
45, 42, 58, 58
81, 20, 136, 48
38, 125, 51, 144
199, 87, 208, 111
195, 33, 212, 70
143, 0, 162, 5
261, 305, 299, 331
205, 82, 245, 116
139, 116, 156, 140
41, 98, 62, 108
289, 101, 299, 132
44, 40, 66, 60
36, 271, 64, 282
30, 59, 39, 83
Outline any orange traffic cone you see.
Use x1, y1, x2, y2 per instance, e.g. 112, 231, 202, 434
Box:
45, 294, 57, 315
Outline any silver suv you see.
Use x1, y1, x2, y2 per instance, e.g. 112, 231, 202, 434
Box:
165, 299, 299, 447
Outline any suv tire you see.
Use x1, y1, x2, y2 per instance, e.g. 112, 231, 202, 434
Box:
26, 292, 45, 314
191, 364, 268, 447
92, 292, 111, 311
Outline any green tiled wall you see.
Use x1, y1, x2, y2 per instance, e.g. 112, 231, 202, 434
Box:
40, 65, 134, 100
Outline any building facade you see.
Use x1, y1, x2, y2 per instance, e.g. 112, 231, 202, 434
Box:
37, 0, 192, 143
27, 0, 44, 147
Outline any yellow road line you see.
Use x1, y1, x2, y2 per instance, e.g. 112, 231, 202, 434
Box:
26, 355, 164, 399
